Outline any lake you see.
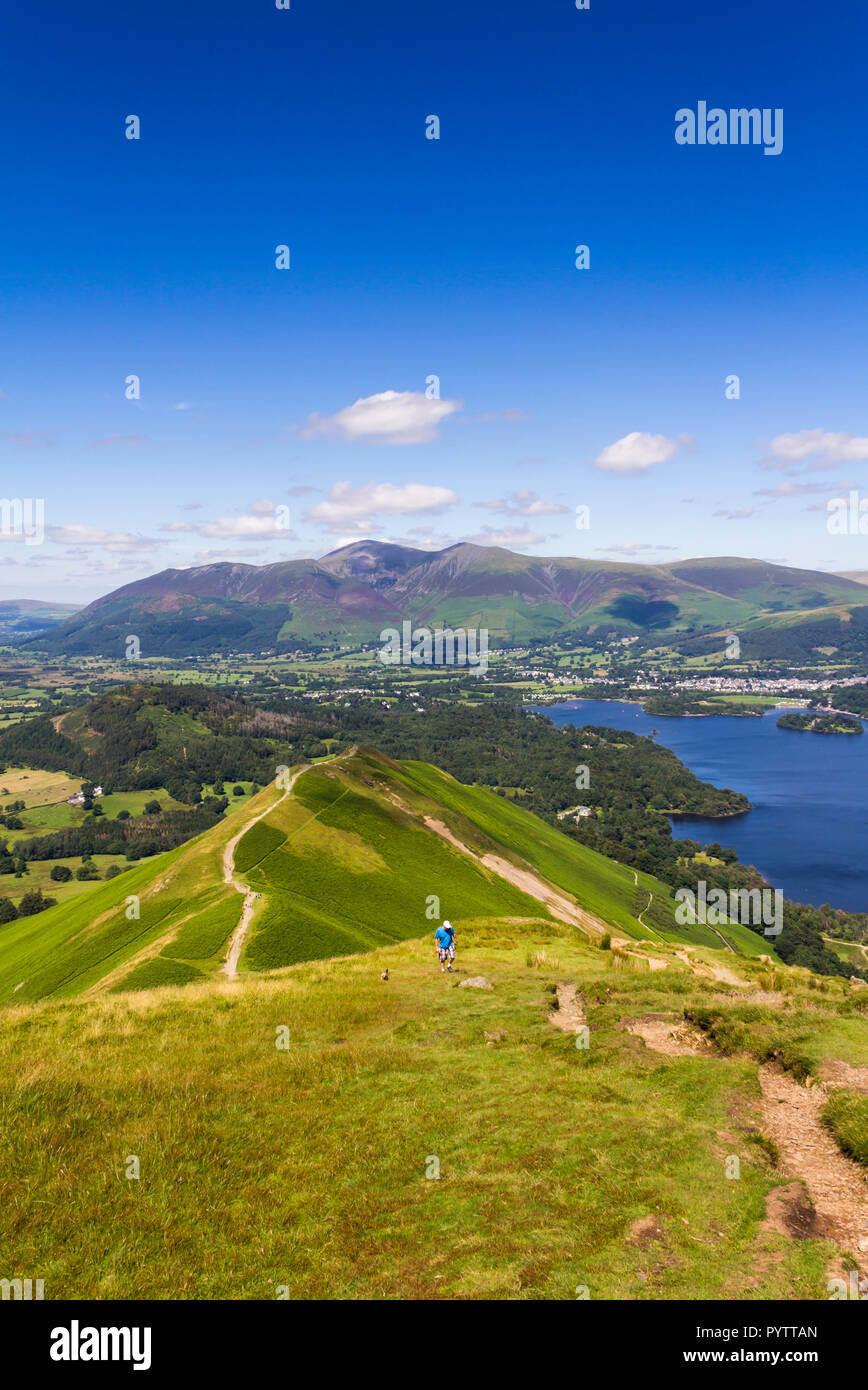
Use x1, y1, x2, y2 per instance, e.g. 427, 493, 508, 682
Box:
530, 699, 868, 914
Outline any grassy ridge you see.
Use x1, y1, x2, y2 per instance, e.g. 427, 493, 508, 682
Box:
0, 748, 777, 1005
0, 920, 863, 1299
386, 758, 772, 955
240, 756, 549, 970
0, 789, 272, 1003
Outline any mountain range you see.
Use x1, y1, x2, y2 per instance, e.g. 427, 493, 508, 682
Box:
21, 541, 868, 657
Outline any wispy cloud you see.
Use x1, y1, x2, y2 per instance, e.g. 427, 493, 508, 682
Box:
461, 524, 549, 548
595, 542, 678, 554
460, 408, 530, 425
754, 478, 858, 498
761, 429, 868, 471
714, 507, 755, 519
47, 525, 159, 553
89, 434, 149, 450
476, 489, 569, 516
0, 430, 56, 450
190, 547, 268, 563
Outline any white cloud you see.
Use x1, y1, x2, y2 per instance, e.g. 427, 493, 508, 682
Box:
46, 525, 159, 553
300, 390, 462, 445
714, 507, 755, 519
191, 548, 268, 563
162, 520, 195, 533
461, 408, 530, 425
461, 524, 548, 549
70, 556, 150, 576
306, 481, 458, 534
199, 512, 295, 540
595, 542, 678, 554
593, 431, 693, 473
476, 489, 569, 516
754, 478, 858, 498
763, 429, 868, 471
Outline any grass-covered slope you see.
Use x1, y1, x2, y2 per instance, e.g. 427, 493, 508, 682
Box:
0, 789, 264, 1004
0, 748, 776, 1005
237, 749, 772, 972
0, 920, 863, 1299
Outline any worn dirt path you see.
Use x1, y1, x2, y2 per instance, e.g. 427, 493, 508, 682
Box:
674, 946, 749, 989
418, 810, 625, 942
630, 868, 666, 940
548, 981, 587, 1033
222, 765, 309, 979
759, 1065, 868, 1259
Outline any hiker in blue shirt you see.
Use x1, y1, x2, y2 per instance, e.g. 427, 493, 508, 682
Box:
444, 920, 456, 964
434, 922, 454, 973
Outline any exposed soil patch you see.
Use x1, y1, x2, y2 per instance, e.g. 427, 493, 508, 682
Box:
417, 810, 621, 942
623, 1012, 713, 1057
613, 948, 668, 974
759, 1065, 868, 1259
548, 982, 586, 1034
820, 1058, 868, 1095
675, 948, 748, 989
762, 1182, 822, 1240
629, 1214, 666, 1248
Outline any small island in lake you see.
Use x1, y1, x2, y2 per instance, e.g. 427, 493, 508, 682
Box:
777, 711, 864, 736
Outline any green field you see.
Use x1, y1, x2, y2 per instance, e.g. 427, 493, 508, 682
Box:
825, 937, 868, 972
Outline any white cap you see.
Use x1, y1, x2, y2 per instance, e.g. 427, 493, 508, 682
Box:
442, 920, 452, 928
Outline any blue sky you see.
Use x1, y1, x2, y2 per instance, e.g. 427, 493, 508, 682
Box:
2, 0, 868, 600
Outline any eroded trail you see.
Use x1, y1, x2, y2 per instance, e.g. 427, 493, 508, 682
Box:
759, 1065, 868, 1259
222, 765, 309, 979
418, 811, 623, 942
548, 981, 586, 1033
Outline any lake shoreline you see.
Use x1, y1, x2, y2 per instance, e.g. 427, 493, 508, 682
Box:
529, 697, 868, 914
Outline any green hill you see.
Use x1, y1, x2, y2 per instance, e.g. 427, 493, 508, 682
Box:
0, 916, 864, 1299
0, 748, 775, 1006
